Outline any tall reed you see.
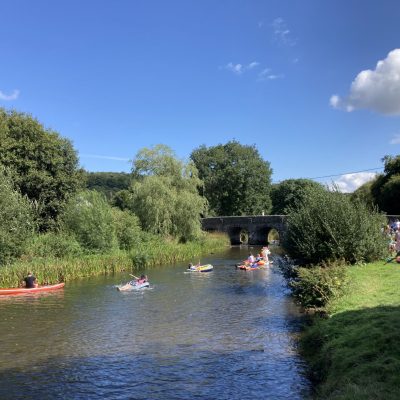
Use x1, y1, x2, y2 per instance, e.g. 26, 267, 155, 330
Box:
0, 233, 229, 288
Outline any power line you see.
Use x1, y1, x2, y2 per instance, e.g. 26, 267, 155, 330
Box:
272, 167, 383, 184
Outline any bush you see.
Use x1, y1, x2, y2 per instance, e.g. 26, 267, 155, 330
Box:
290, 261, 348, 308
111, 208, 142, 250
25, 231, 83, 258
284, 186, 387, 264
0, 168, 34, 264
62, 190, 117, 253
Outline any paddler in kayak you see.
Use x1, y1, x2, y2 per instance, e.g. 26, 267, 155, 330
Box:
23, 272, 38, 288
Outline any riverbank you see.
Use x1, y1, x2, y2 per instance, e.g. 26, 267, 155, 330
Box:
301, 261, 400, 399
0, 232, 229, 288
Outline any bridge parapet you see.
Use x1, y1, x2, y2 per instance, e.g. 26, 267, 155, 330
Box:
201, 215, 287, 245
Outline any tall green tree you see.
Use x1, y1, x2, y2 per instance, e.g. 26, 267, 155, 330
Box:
190, 141, 272, 216
0, 109, 83, 231
129, 145, 206, 241
371, 155, 400, 214
62, 190, 117, 253
0, 168, 34, 264
271, 179, 325, 214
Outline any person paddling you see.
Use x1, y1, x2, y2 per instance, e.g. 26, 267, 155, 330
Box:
23, 272, 38, 288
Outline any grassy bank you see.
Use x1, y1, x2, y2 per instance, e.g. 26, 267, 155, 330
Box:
0, 233, 229, 288
301, 261, 400, 399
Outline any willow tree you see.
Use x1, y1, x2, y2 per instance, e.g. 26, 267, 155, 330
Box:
129, 145, 206, 241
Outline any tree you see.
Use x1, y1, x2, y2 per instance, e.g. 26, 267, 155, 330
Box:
129, 145, 206, 241
190, 141, 272, 216
271, 179, 325, 214
85, 171, 131, 200
0, 168, 34, 264
371, 155, 400, 214
350, 178, 377, 208
0, 109, 83, 231
284, 186, 386, 265
62, 190, 117, 252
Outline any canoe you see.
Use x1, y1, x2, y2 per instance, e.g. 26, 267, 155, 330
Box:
118, 281, 150, 291
187, 264, 213, 273
0, 282, 65, 296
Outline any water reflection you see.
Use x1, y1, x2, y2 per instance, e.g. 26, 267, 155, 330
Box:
0, 247, 310, 399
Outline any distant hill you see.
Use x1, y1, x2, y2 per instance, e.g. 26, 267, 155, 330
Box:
85, 171, 131, 199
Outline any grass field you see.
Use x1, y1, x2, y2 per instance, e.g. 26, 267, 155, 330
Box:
301, 261, 400, 400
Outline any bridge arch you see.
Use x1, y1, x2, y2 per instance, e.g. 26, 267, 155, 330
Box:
201, 215, 287, 246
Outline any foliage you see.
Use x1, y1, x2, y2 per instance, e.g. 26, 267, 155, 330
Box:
62, 190, 118, 253
85, 171, 131, 200
111, 208, 142, 250
0, 232, 229, 287
112, 189, 133, 210
350, 178, 377, 208
190, 140, 272, 216
301, 262, 400, 399
290, 261, 348, 308
25, 231, 83, 258
371, 154, 400, 214
271, 178, 325, 214
284, 185, 387, 264
129, 145, 207, 241
0, 168, 35, 264
0, 108, 83, 231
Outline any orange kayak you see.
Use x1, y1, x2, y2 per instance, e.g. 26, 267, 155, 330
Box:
0, 282, 65, 296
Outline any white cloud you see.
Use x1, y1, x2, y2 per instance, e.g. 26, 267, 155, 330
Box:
390, 133, 400, 144
258, 68, 284, 81
271, 17, 296, 46
80, 153, 130, 162
332, 172, 377, 193
221, 61, 260, 75
330, 49, 400, 115
0, 89, 20, 101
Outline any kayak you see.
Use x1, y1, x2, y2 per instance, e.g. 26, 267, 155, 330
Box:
187, 264, 213, 273
0, 282, 65, 296
118, 281, 150, 291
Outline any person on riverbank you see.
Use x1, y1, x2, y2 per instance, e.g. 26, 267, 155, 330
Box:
395, 229, 400, 253
23, 272, 38, 288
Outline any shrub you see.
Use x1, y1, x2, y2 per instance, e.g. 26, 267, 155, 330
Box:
291, 261, 348, 308
111, 208, 142, 250
25, 231, 83, 258
62, 190, 117, 253
0, 168, 35, 264
284, 186, 387, 264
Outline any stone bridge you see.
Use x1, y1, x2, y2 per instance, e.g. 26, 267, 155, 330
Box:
201, 215, 288, 245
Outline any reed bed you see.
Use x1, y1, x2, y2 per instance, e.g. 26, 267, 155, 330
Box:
0, 233, 229, 288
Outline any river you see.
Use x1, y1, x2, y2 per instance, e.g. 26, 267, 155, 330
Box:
0, 246, 310, 400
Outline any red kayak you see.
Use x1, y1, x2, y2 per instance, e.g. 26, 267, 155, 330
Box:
0, 282, 65, 296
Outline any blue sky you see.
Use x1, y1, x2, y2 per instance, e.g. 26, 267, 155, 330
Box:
1, 0, 400, 191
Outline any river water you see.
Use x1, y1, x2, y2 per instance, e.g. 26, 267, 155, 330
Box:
0, 246, 310, 400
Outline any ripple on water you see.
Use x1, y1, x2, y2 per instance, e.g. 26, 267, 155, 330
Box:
0, 250, 310, 399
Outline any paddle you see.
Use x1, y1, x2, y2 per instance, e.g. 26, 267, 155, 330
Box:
129, 274, 139, 279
